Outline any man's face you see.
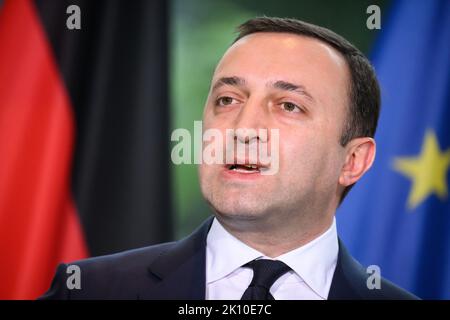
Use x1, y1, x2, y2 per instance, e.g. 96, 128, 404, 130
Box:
199, 32, 350, 223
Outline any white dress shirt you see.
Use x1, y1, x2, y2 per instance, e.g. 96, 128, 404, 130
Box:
205, 217, 338, 300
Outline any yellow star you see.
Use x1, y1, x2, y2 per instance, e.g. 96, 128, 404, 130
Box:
393, 130, 450, 209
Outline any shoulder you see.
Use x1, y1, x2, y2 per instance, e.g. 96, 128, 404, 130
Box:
39, 241, 176, 300
73, 241, 176, 273
39, 217, 214, 300
346, 256, 419, 299
329, 240, 420, 300
376, 276, 420, 300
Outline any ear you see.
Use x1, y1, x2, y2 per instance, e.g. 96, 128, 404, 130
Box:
339, 137, 376, 187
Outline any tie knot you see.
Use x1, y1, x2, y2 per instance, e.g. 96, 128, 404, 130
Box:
245, 259, 291, 290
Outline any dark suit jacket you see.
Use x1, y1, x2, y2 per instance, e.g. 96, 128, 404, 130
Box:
40, 217, 419, 300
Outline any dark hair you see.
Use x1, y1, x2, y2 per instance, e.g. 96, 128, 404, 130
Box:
234, 17, 380, 203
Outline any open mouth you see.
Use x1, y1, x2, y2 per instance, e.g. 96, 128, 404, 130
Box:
227, 164, 260, 173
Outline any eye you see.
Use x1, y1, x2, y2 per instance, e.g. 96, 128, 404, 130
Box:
280, 102, 302, 113
215, 96, 239, 106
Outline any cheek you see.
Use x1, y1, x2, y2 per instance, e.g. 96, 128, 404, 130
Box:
199, 164, 216, 195
202, 110, 214, 130
203, 109, 231, 132
279, 132, 318, 172
279, 129, 338, 180
203, 102, 220, 126
199, 162, 216, 179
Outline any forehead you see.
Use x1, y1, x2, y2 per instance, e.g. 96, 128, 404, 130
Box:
213, 32, 350, 107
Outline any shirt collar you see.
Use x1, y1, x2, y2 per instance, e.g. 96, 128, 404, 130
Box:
206, 217, 338, 299
206, 218, 263, 284
275, 218, 338, 299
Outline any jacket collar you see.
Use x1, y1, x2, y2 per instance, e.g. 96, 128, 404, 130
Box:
328, 239, 367, 299
146, 216, 363, 300
145, 216, 214, 299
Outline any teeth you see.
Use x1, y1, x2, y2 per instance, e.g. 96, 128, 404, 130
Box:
228, 164, 259, 171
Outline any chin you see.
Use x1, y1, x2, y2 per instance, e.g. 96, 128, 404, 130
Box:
208, 195, 271, 220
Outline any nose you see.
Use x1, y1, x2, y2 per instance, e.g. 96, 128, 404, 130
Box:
233, 97, 269, 144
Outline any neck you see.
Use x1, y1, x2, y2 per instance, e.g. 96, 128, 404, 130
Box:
215, 211, 335, 258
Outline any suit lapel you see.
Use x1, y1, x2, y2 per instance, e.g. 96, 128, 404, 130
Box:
142, 216, 214, 299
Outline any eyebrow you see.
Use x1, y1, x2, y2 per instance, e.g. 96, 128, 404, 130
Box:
212, 76, 246, 91
270, 80, 315, 102
211, 77, 315, 103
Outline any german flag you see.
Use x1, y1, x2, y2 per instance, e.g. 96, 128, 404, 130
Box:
0, 0, 172, 299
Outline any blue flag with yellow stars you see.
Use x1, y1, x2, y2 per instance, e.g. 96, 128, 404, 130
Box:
337, 0, 450, 299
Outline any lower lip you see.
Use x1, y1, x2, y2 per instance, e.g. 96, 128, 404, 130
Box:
221, 167, 264, 180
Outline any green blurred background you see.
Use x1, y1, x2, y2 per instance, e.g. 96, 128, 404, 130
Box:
170, 0, 390, 238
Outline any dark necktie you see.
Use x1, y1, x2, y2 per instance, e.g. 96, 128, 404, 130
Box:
240, 259, 291, 300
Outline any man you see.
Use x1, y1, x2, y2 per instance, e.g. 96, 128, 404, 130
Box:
40, 17, 418, 300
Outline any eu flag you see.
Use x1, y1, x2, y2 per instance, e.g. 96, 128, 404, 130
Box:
337, 0, 450, 299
